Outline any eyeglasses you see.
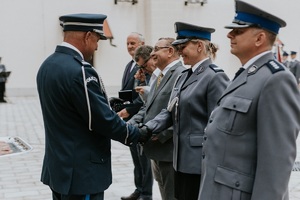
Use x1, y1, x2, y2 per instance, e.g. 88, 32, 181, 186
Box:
139, 58, 150, 69
153, 46, 170, 52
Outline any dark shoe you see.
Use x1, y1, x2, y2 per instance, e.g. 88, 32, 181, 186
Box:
0, 99, 7, 103
137, 197, 152, 200
121, 192, 140, 200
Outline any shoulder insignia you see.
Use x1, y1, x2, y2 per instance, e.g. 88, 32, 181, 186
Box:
265, 60, 285, 74
209, 64, 224, 73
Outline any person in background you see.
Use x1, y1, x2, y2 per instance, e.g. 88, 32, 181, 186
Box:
0, 57, 7, 103
198, 1, 300, 199
129, 37, 185, 200
282, 51, 290, 68
118, 32, 145, 120
120, 35, 153, 200
36, 13, 149, 200
142, 22, 229, 200
290, 51, 300, 84
134, 45, 160, 103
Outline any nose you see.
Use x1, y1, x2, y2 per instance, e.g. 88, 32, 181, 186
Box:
227, 30, 234, 39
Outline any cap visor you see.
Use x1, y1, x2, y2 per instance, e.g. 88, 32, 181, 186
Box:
100, 34, 107, 40
172, 38, 190, 46
225, 23, 250, 29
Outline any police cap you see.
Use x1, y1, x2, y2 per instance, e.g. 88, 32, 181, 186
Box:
291, 51, 297, 55
59, 13, 107, 40
172, 22, 215, 45
283, 51, 289, 56
225, 0, 286, 34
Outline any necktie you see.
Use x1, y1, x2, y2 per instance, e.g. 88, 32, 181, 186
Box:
183, 68, 193, 85
156, 72, 164, 89
124, 60, 134, 84
233, 67, 245, 80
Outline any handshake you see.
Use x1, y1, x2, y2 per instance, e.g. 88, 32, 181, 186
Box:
135, 123, 152, 143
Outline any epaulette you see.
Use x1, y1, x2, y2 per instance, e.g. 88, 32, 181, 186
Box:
209, 64, 224, 73
73, 56, 92, 68
265, 60, 285, 74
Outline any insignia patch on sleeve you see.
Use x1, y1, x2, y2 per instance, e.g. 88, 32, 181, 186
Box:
266, 60, 285, 74
86, 76, 98, 83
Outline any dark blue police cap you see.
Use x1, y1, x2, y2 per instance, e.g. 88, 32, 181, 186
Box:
283, 51, 289, 56
225, 0, 286, 34
59, 13, 107, 40
291, 51, 297, 55
172, 22, 215, 45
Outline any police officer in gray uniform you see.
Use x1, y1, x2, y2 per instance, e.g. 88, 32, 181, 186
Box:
143, 22, 229, 200
198, 1, 300, 200
37, 13, 149, 200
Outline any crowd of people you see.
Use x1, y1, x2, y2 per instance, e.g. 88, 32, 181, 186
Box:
36, 0, 300, 200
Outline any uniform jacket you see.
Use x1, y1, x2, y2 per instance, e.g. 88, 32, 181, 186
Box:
36, 45, 140, 195
129, 61, 185, 162
121, 60, 144, 118
146, 58, 229, 174
290, 59, 300, 84
199, 52, 300, 200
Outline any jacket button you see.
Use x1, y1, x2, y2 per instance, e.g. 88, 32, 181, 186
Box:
235, 181, 240, 187
202, 155, 205, 159
204, 136, 207, 141
209, 119, 213, 123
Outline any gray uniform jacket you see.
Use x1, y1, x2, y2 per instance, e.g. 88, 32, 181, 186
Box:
146, 58, 229, 174
129, 61, 185, 162
199, 52, 300, 200
290, 60, 300, 84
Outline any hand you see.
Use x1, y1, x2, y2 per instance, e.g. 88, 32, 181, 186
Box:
138, 123, 152, 143
135, 86, 145, 95
117, 108, 130, 119
134, 69, 146, 83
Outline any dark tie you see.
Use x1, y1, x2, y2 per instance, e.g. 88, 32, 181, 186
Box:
233, 67, 245, 80
183, 68, 193, 85
124, 60, 134, 84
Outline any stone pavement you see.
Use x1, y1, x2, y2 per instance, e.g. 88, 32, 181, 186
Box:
0, 96, 300, 200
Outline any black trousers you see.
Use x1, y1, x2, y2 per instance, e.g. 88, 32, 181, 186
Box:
174, 171, 201, 200
0, 82, 5, 100
51, 189, 104, 200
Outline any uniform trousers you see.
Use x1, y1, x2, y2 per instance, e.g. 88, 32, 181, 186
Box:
0, 82, 5, 101
151, 160, 176, 200
130, 143, 153, 197
51, 189, 104, 200
174, 171, 201, 200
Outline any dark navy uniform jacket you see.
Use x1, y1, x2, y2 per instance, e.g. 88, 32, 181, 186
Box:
36, 45, 140, 195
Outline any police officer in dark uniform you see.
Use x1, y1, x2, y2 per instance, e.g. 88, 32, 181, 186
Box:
199, 1, 300, 200
36, 13, 149, 200
142, 22, 229, 200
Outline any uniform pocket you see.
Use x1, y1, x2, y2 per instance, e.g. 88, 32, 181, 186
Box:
189, 134, 204, 147
217, 96, 252, 135
214, 165, 254, 193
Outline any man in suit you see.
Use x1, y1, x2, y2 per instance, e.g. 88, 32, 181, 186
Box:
143, 22, 229, 200
198, 1, 300, 200
134, 45, 160, 103
129, 38, 185, 200
289, 51, 300, 84
118, 32, 145, 120
120, 34, 153, 200
36, 13, 149, 200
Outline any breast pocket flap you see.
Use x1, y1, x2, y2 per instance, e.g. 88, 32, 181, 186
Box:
222, 96, 252, 113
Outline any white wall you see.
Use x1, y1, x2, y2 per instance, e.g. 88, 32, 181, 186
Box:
0, 0, 299, 96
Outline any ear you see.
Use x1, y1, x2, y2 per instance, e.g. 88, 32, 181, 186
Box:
255, 31, 266, 47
